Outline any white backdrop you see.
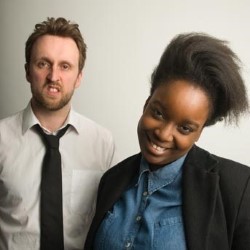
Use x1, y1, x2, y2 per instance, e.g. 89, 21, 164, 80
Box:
1, 0, 250, 165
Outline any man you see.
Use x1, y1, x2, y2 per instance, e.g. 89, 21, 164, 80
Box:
0, 17, 118, 250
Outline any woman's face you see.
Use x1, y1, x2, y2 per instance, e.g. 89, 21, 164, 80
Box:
137, 80, 210, 169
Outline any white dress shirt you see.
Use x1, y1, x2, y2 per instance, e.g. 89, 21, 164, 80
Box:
0, 103, 119, 250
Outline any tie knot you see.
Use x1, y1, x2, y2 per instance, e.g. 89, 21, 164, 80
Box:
44, 135, 60, 149
35, 124, 70, 149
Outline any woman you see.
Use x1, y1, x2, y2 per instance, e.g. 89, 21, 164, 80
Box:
84, 33, 250, 249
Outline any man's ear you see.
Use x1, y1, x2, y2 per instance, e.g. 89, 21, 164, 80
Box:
75, 71, 83, 89
25, 63, 30, 82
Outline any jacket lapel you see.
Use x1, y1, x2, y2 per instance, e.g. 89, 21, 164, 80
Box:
97, 153, 141, 215
183, 146, 220, 249
84, 154, 141, 249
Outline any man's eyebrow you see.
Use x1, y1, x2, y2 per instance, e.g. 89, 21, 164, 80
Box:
34, 56, 51, 62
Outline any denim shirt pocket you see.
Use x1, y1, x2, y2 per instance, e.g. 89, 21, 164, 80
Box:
153, 216, 187, 250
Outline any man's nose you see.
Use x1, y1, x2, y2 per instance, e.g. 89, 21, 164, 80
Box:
47, 66, 60, 82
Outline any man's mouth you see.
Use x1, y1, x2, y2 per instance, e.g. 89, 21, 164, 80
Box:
46, 83, 61, 94
48, 86, 59, 93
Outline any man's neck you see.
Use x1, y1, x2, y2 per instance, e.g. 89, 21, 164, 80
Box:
31, 101, 71, 132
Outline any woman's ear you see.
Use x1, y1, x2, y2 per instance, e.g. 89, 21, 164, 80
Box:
143, 96, 151, 111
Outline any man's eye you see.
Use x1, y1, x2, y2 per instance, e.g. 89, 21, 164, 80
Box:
37, 61, 50, 69
61, 64, 70, 70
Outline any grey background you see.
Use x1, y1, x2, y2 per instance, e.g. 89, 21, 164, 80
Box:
1, 0, 250, 165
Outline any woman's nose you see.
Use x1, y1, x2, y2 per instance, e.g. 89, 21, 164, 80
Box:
155, 123, 174, 142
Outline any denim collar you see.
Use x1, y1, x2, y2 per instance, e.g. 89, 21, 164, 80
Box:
137, 154, 187, 194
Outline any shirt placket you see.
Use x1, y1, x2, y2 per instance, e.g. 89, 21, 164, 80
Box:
124, 171, 149, 249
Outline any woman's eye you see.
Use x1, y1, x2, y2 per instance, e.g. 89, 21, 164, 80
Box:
153, 109, 163, 119
179, 125, 193, 135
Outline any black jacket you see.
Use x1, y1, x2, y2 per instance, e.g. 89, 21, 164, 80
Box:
84, 145, 250, 249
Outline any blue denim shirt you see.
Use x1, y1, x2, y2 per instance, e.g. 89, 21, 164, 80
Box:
94, 155, 187, 250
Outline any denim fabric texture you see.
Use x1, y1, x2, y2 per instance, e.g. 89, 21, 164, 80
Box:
94, 155, 187, 250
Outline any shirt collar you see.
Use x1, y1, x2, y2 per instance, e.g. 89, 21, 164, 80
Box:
137, 155, 187, 192
22, 102, 81, 134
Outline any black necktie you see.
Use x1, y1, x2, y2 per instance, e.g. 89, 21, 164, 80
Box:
35, 124, 70, 250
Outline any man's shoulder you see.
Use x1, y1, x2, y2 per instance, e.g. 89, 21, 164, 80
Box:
0, 110, 23, 128
72, 111, 112, 137
0, 110, 24, 145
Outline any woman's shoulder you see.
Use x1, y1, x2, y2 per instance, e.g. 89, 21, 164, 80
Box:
104, 153, 141, 176
189, 145, 250, 186
192, 145, 250, 172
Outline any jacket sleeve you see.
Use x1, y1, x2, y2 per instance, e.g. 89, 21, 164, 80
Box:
232, 175, 250, 250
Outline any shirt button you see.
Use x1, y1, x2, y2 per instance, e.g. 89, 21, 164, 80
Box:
125, 242, 131, 248
136, 215, 142, 222
143, 191, 148, 196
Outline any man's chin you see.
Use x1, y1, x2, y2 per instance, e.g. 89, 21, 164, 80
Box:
35, 98, 69, 111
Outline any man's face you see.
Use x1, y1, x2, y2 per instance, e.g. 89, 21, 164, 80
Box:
26, 35, 82, 111
137, 80, 210, 169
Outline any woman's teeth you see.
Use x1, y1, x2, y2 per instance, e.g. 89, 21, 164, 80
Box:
152, 143, 165, 152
